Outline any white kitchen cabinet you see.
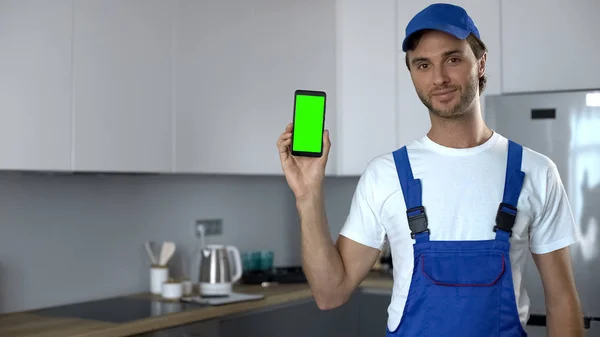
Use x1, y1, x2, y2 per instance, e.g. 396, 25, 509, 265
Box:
395, 0, 502, 146
501, 0, 600, 93
173, 0, 337, 175
0, 0, 73, 171
334, 0, 397, 176
72, 0, 173, 172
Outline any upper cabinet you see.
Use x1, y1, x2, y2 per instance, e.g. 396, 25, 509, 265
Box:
335, 0, 397, 176
4, 1, 597, 175
71, 0, 173, 172
395, 0, 502, 147
173, 0, 337, 176
501, 0, 600, 93
0, 0, 73, 171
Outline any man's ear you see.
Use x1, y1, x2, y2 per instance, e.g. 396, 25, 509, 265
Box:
478, 51, 487, 77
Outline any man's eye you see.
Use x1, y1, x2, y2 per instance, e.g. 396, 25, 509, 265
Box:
418, 64, 429, 70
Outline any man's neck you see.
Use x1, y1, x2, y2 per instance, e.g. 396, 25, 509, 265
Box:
427, 104, 493, 149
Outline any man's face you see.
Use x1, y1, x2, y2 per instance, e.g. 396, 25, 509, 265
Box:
407, 31, 484, 118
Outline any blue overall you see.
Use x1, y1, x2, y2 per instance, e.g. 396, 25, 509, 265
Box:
386, 140, 528, 337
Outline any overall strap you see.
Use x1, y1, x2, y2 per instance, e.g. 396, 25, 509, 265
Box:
494, 140, 526, 241
392, 146, 430, 243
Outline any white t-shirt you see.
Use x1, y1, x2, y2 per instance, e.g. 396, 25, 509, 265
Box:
339, 131, 579, 331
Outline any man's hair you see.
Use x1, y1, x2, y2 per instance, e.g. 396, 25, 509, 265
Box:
404, 30, 488, 94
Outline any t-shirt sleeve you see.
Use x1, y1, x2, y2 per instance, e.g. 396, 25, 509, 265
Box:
338, 165, 386, 250
529, 161, 580, 254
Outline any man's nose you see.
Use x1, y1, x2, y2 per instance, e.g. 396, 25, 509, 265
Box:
432, 64, 450, 86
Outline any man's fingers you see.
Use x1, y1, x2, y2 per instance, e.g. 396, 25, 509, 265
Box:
277, 123, 294, 163
321, 129, 331, 160
277, 132, 292, 149
277, 128, 293, 163
278, 138, 292, 153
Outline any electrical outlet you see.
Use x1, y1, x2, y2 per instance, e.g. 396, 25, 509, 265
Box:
195, 218, 223, 236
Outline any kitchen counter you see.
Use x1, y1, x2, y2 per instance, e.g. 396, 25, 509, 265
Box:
0, 273, 393, 337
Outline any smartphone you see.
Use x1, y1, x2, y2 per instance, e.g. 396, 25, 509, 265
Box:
291, 89, 327, 157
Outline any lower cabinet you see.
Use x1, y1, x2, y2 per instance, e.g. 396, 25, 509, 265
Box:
134, 288, 391, 337
219, 295, 360, 337
132, 319, 219, 337
357, 289, 392, 336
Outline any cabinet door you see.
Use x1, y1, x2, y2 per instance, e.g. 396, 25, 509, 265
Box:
72, 0, 173, 172
0, 0, 72, 171
358, 289, 392, 337
395, 0, 502, 147
335, 0, 397, 176
131, 319, 219, 337
524, 326, 547, 337
501, 0, 600, 93
174, 0, 337, 175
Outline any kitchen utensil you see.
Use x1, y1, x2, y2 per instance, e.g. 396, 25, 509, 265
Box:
242, 250, 274, 272
144, 241, 157, 265
190, 224, 207, 284
257, 250, 273, 270
241, 252, 256, 271
159, 241, 176, 266
197, 244, 242, 296
150, 266, 168, 295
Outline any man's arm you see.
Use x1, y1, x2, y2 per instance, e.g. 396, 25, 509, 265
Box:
296, 194, 381, 310
532, 247, 584, 337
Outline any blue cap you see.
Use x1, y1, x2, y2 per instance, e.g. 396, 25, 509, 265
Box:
402, 3, 480, 52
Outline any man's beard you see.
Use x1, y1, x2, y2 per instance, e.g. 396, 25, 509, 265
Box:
416, 74, 478, 118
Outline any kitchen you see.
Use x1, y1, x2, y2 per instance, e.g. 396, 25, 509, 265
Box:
0, 0, 599, 336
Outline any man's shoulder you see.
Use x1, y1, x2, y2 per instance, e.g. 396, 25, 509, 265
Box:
362, 151, 396, 179
499, 135, 560, 185
362, 138, 426, 174
522, 146, 557, 170
509, 138, 558, 175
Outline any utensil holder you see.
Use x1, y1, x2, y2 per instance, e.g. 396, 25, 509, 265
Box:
150, 266, 168, 295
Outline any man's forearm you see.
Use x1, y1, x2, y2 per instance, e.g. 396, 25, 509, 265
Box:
546, 295, 584, 337
296, 192, 348, 309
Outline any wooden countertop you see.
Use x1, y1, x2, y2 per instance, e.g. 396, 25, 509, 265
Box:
0, 274, 393, 337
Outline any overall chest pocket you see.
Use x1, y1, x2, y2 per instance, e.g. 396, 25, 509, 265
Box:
421, 252, 505, 286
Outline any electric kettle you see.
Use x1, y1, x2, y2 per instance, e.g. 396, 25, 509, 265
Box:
198, 244, 242, 296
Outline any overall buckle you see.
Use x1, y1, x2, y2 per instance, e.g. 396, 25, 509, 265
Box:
494, 203, 517, 236
406, 206, 429, 239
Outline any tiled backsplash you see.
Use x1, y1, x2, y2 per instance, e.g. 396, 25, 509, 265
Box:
0, 171, 358, 313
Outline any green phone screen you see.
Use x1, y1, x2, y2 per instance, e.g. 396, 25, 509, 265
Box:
293, 94, 326, 153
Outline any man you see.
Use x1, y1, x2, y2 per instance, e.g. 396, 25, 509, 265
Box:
276, 3, 584, 336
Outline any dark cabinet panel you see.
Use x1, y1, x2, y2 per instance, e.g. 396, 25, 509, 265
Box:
219, 295, 359, 337
358, 289, 392, 337
132, 319, 219, 337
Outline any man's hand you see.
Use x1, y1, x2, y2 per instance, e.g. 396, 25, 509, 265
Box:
532, 247, 584, 337
276, 123, 331, 201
